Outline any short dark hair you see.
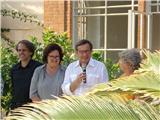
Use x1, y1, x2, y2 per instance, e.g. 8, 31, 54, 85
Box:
43, 43, 63, 63
16, 40, 35, 57
75, 39, 93, 51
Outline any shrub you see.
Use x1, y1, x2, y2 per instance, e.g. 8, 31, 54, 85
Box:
1, 45, 18, 111
92, 51, 120, 80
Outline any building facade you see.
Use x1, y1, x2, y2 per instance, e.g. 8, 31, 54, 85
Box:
44, 0, 160, 60
1, 0, 44, 42
2, 0, 160, 60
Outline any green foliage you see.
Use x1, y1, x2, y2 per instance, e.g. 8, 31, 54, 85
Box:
1, 28, 10, 32
1, 46, 18, 111
92, 51, 120, 80
92, 51, 103, 61
104, 59, 120, 80
30, 36, 44, 62
140, 50, 160, 74
6, 96, 160, 120
1, 28, 11, 45
1, 9, 43, 27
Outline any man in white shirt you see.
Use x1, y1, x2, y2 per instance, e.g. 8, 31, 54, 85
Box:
62, 39, 109, 96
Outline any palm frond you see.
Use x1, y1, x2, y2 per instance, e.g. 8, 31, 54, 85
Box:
89, 71, 160, 102
5, 96, 160, 120
87, 84, 133, 104
88, 50, 160, 104
109, 72, 160, 98
139, 50, 160, 74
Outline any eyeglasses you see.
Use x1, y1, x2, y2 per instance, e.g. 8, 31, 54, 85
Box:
77, 50, 91, 54
48, 55, 60, 59
17, 49, 28, 52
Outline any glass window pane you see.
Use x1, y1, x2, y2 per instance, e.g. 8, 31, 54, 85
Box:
86, 16, 104, 49
152, 14, 160, 50
107, 16, 128, 48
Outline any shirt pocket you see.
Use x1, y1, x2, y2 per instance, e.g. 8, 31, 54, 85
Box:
87, 74, 99, 86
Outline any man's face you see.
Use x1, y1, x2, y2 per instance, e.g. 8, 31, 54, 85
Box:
76, 43, 92, 64
17, 43, 32, 61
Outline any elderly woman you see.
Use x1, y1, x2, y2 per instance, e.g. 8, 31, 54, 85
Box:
30, 44, 65, 101
118, 48, 141, 77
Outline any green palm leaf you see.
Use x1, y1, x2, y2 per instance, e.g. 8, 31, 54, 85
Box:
110, 72, 160, 98
5, 96, 160, 120
89, 71, 160, 103
89, 50, 160, 101
139, 50, 160, 74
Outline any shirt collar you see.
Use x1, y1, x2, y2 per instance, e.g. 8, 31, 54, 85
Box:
18, 59, 33, 69
75, 58, 95, 67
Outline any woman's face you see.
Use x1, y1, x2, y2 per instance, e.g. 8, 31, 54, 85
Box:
118, 59, 134, 75
47, 50, 60, 68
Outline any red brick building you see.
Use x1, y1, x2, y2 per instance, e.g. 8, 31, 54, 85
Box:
44, 0, 160, 60
44, 0, 72, 37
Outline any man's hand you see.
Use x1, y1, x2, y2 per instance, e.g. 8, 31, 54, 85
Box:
70, 73, 86, 92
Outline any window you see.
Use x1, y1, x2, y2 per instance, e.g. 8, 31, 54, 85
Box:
73, 0, 159, 61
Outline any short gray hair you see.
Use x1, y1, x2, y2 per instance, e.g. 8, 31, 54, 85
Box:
119, 48, 141, 70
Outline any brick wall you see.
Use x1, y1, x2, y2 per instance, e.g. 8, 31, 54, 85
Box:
44, 0, 72, 38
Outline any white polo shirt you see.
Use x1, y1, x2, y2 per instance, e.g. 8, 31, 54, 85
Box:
62, 58, 109, 96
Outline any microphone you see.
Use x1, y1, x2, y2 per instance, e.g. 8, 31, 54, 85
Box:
81, 63, 87, 83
